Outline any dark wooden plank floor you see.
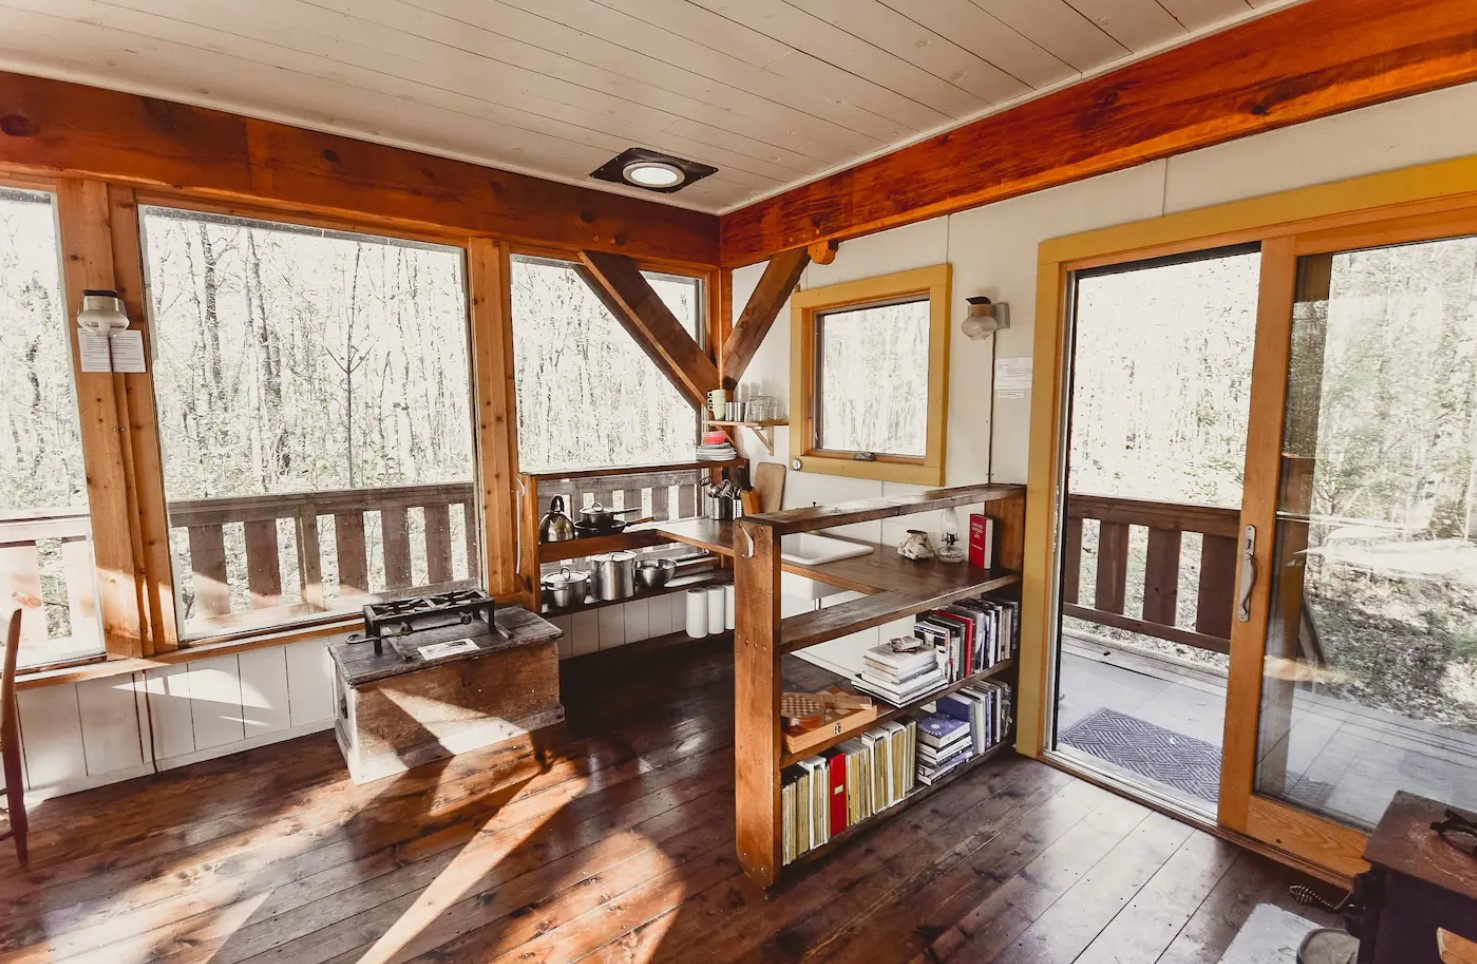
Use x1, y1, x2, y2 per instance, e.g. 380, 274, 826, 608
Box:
0, 636, 1337, 963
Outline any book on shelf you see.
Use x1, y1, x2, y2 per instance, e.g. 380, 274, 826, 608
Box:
852, 666, 948, 706
968, 514, 995, 569
782, 717, 920, 866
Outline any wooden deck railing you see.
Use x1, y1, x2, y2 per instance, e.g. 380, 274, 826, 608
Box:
1063, 493, 1240, 655
1, 481, 482, 647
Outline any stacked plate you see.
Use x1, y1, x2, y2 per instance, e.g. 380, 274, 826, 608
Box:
697, 429, 737, 461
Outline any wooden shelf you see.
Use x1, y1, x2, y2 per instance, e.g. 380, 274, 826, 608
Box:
784, 739, 1014, 872
704, 420, 787, 455
538, 529, 667, 562
539, 568, 729, 617
779, 659, 1015, 767
779, 569, 1020, 654
522, 456, 746, 481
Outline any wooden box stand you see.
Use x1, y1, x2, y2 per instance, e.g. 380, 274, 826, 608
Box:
329, 606, 564, 784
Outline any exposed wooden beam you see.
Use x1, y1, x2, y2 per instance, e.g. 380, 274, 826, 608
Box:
576, 250, 719, 410
0, 71, 718, 265
806, 240, 838, 265
721, 248, 811, 386
718, 0, 1477, 266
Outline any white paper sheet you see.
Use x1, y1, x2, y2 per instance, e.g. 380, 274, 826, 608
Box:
994, 356, 1032, 399
78, 330, 113, 372
109, 329, 147, 373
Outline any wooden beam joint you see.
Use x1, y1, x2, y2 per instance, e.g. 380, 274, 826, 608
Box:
721, 247, 812, 386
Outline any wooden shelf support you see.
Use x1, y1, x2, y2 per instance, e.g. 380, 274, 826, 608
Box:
703, 420, 786, 456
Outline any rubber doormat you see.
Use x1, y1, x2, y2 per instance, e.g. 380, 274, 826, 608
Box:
1059, 707, 1221, 801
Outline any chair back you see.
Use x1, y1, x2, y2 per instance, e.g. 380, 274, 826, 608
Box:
1, 610, 21, 787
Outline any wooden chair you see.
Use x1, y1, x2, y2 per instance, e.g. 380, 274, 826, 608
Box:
0, 609, 26, 866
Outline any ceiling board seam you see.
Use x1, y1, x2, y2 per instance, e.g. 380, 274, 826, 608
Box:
780, 0, 1031, 101
910, 0, 1079, 80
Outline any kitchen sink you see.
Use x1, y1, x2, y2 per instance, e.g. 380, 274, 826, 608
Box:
779, 534, 873, 601
780, 533, 874, 566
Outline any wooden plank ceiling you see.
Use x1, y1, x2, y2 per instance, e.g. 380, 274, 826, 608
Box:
0, 0, 1293, 213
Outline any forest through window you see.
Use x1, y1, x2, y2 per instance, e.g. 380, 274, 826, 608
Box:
140, 208, 480, 637
510, 256, 700, 473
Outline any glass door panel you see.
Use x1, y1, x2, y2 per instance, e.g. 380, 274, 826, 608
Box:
1256, 234, 1477, 829
1052, 245, 1261, 815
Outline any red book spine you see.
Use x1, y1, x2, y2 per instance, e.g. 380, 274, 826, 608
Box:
827, 752, 847, 835
968, 514, 994, 569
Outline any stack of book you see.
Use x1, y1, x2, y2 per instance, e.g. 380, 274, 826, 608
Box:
915, 712, 973, 785
853, 640, 947, 707
935, 679, 1014, 755
912, 594, 1019, 683
781, 718, 917, 865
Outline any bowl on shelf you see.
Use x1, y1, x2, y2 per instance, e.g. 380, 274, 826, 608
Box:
635, 558, 677, 590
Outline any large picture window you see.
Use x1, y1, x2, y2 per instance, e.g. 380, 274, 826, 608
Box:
140, 208, 480, 639
510, 255, 701, 473
0, 187, 104, 667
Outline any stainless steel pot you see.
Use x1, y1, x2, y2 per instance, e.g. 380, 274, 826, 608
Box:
578, 503, 639, 529
541, 567, 590, 608
636, 557, 676, 590
589, 550, 637, 601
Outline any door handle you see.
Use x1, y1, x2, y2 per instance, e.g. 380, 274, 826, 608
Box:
1237, 524, 1257, 623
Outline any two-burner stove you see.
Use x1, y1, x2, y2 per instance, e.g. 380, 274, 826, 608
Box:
360, 588, 502, 658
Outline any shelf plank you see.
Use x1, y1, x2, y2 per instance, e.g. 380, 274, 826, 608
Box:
521, 457, 745, 481
537, 529, 667, 562
778, 569, 1020, 654
539, 568, 729, 617
784, 739, 1015, 873
746, 483, 1026, 534
779, 659, 1016, 767
703, 420, 788, 427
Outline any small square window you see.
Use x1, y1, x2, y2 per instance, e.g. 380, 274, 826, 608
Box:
792, 265, 951, 485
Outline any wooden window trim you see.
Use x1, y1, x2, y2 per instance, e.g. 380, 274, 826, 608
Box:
1019, 151, 1477, 883
790, 264, 951, 485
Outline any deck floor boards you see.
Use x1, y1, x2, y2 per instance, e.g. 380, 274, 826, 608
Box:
2, 635, 1336, 962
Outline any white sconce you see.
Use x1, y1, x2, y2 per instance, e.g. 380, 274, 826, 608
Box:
962, 295, 1009, 340
77, 289, 130, 332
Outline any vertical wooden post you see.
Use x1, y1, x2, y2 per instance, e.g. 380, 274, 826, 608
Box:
54, 179, 149, 659
467, 239, 521, 599
519, 474, 541, 611
733, 518, 781, 887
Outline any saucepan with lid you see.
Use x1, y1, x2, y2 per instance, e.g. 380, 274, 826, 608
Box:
541, 567, 591, 609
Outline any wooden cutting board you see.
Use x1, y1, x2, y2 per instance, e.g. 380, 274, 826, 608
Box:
753, 462, 785, 513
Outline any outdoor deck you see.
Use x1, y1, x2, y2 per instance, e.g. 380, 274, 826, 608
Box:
1058, 633, 1477, 828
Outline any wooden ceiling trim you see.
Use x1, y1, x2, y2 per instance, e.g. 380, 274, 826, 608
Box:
576, 250, 720, 409
0, 71, 719, 265
718, 0, 1477, 266
721, 248, 812, 386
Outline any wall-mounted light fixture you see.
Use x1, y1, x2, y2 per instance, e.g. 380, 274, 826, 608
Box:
77, 288, 129, 332
962, 295, 1009, 340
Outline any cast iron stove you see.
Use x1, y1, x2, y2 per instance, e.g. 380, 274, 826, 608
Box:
361, 589, 498, 658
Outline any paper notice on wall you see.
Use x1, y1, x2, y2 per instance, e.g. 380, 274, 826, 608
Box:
77, 330, 113, 372
994, 356, 1032, 398
109, 329, 147, 373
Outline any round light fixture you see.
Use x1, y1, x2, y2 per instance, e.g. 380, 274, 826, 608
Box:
622, 160, 685, 189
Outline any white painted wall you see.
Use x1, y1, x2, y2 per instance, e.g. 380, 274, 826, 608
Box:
737, 80, 1477, 676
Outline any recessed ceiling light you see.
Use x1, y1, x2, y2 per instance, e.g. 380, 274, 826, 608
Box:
622, 160, 684, 189
590, 147, 718, 194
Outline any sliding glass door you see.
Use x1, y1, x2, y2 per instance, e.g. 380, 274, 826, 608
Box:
1044, 196, 1477, 874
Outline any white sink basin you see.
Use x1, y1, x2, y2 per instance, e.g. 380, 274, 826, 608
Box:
779, 534, 873, 601
780, 533, 874, 567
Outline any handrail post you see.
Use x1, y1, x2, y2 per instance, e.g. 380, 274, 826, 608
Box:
733, 517, 780, 887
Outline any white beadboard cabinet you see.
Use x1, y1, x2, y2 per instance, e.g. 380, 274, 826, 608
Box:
17, 638, 337, 799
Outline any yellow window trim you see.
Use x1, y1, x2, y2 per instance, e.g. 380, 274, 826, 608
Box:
790, 263, 951, 486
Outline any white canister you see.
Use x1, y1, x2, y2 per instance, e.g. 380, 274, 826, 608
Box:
685, 587, 709, 638
723, 584, 736, 630
705, 584, 726, 634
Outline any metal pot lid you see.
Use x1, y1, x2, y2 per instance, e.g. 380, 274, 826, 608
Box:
590, 550, 637, 563
541, 567, 590, 587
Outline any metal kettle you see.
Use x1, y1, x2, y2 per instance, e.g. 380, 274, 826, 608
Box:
538, 495, 577, 543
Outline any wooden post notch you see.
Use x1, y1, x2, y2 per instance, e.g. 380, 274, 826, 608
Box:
577, 250, 719, 410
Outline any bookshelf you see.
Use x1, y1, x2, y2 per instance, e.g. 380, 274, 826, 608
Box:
733, 482, 1026, 887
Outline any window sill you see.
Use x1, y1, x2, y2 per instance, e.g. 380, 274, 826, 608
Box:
792, 452, 943, 486
15, 618, 360, 690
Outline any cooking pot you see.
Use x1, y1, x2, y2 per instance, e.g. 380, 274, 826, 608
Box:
589, 550, 637, 601
636, 557, 676, 590
538, 496, 577, 544
577, 503, 640, 529
541, 567, 590, 608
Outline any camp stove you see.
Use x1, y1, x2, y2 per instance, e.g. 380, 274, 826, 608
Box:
361, 589, 499, 658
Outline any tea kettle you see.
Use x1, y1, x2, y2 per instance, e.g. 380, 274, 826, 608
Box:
538, 495, 576, 543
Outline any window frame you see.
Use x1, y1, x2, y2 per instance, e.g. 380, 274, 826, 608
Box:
790, 263, 952, 485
